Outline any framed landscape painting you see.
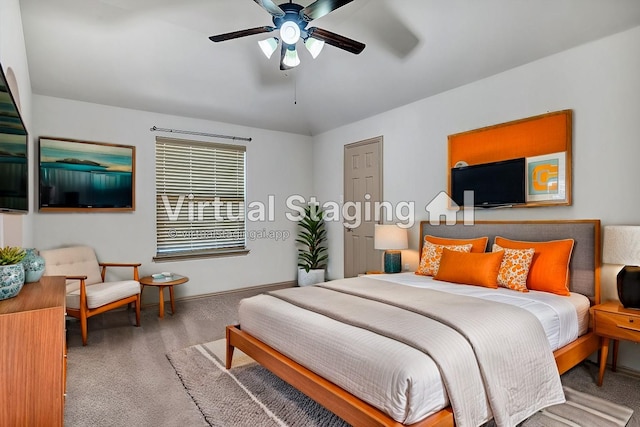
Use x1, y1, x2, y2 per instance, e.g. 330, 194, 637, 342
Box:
39, 137, 135, 212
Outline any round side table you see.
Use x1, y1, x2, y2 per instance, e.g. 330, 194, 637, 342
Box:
139, 274, 189, 318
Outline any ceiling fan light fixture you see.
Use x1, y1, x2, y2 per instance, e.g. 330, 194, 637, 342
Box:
283, 46, 301, 68
208, 1, 366, 70
304, 37, 325, 59
258, 37, 279, 59
280, 21, 301, 45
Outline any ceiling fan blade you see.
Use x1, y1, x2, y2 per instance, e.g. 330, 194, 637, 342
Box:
300, 0, 354, 22
209, 26, 275, 42
253, 0, 285, 17
307, 27, 365, 54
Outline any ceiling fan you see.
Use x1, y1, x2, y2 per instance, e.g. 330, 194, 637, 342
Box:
209, 0, 365, 70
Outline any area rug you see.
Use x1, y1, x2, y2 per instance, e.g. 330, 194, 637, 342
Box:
167, 339, 634, 427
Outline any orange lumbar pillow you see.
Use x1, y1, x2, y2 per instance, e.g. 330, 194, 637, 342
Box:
494, 237, 575, 296
434, 249, 504, 288
424, 235, 489, 253
492, 244, 534, 292
416, 241, 472, 276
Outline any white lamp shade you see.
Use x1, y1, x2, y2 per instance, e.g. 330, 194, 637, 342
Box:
282, 47, 300, 68
304, 37, 325, 59
374, 224, 408, 250
603, 225, 640, 265
258, 37, 279, 59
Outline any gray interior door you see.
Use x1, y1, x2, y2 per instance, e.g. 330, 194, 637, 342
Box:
343, 136, 383, 277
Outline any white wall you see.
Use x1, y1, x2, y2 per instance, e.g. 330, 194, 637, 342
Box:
0, 0, 33, 246
313, 26, 640, 370
32, 95, 313, 302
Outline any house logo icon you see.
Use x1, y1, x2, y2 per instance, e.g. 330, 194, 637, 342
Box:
425, 191, 475, 225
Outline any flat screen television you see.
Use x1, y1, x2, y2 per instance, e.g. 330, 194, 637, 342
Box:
451, 158, 526, 208
0, 64, 28, 213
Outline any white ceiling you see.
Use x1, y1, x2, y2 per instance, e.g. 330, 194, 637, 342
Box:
19, 0, 640, 136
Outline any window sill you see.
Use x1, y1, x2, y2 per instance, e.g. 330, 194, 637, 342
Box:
153, 248, 250, 263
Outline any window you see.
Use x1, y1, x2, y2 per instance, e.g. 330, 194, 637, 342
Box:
155, 137, 247, 260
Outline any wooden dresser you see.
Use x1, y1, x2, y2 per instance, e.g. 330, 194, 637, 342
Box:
0, 276, 66, 426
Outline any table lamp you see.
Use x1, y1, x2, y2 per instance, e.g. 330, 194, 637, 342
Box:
374, 224, 408, 274
603, 225, 640, 309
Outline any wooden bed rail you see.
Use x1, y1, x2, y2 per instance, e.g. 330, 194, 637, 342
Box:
226, 325, 454, 427
226, 323, 601, 427
553, 331, 600, 374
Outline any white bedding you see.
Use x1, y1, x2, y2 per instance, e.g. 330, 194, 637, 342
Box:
366, 273, 591, 350
238, 275, 589, 425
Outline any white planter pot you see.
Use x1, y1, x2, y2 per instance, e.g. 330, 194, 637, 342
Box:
297, 268, 325, 287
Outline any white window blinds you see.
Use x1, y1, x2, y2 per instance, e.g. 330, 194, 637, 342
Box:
155, 137, 246, 258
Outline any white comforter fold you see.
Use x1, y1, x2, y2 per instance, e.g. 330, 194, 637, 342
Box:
267, 277, 565, 427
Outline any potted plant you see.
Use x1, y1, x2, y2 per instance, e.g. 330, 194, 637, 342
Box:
297, 205, 328, 286
0, 246, 26, 301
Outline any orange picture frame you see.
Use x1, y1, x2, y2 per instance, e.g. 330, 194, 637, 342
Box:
447, 110, 572, 207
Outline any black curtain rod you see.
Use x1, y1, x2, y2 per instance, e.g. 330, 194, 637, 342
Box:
150, 126, 252, 142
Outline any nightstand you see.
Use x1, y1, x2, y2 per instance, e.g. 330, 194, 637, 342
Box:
357, 271, 384, 277
591, 301, 640, 386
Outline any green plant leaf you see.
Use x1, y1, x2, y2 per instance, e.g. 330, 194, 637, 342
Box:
0, 246, 26, 265
296, 205, 328, 270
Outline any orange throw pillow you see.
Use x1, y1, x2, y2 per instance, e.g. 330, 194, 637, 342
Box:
416, 241, 472, 276
494, 237, 575, 296
434, 249, 504, 288
492, 244, 534, 292
424, 235, 488, 253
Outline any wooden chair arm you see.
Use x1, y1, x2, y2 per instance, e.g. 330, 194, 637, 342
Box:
99, 262, 142, 268
99, 263, 140, 281
65, 275, 88, 316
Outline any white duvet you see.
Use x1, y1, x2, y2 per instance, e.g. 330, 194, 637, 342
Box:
238, 274, 589, 425
367, 272, 590, 350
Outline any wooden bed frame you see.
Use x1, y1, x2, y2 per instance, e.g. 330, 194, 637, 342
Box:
226, 219, 602, 427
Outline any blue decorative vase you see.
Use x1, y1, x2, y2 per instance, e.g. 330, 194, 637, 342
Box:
21, 248, 46, 283
383, 251, 402, 273
0, 263, 25, 301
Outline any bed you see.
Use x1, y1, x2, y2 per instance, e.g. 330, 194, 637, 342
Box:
226, 219, 602, 427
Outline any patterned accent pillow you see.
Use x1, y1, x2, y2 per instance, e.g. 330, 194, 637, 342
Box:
492, 244, 535, 292
416, 241, 472, 276
494, 236, 574, 296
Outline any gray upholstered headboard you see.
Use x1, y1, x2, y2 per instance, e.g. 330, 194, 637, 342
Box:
419, 220, 601, 303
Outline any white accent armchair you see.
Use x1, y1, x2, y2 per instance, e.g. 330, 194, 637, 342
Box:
41, 246, 141, 346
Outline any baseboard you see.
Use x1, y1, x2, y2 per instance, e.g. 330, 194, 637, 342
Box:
612, 364, 640, 379
582, 359, 640, 379
141, 280, 296, 308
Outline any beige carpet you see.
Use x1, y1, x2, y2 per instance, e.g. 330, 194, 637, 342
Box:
168, 339, 634, 427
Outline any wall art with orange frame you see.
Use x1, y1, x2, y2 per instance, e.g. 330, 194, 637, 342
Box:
447, 109, 572, 207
